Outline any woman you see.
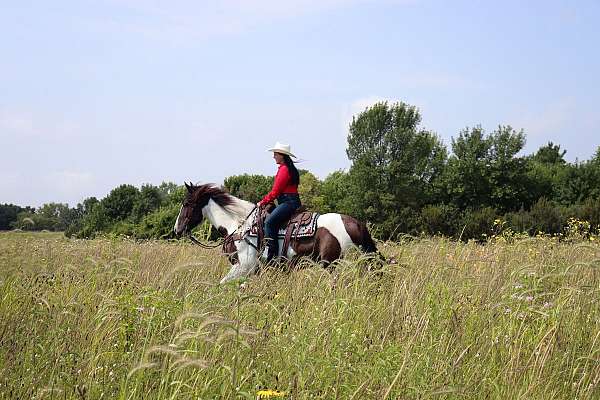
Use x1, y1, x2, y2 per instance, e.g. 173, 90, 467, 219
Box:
258, 142, 302, 263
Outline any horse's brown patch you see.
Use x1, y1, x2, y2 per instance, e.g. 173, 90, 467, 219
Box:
290, 227, 340, 268
341, 215, 361, 245
316, 227, 342, 265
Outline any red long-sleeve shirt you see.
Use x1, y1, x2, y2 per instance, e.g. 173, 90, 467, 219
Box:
259, 164, 298, 205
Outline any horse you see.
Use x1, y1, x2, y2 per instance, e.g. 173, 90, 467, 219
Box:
173, 182, 381, 284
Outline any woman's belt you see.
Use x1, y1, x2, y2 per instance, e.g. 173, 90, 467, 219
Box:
277, 193, 300, 203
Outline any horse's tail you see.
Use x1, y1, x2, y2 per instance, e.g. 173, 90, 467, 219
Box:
359, 221, 379, 254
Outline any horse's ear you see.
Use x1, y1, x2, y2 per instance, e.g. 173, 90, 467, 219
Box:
184, 182, 191, 191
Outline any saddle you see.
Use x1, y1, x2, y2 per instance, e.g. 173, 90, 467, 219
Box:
246, 205, 320, 258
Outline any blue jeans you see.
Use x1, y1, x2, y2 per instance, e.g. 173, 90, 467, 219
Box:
264, 194, 301, 254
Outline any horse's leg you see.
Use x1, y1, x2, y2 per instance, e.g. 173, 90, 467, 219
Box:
219, 240, 259, 284
316, 228, 342, 271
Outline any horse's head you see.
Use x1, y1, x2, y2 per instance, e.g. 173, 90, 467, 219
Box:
173, 182, 206, 237
173, 182, 236, 237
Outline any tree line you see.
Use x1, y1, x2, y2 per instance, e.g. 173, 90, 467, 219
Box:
2, 101, 599, 241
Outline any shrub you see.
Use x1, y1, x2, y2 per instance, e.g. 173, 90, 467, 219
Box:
419, 204, 460, 237
579, 197, 600, 231
460, 207, 498, 241
111, 221, 137, 237
504, 209, 532, 233
134, 204, 181, 239
528, 198, 563, 235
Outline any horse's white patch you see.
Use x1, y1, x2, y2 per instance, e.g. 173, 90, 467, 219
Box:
317, 213, 355, 252
203, 199, 237, 234
174, 204, 183, 233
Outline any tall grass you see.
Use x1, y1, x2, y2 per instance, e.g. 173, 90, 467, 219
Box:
0, 231, 599, 399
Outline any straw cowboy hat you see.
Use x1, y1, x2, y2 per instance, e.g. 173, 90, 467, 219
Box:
267, 142, 296, 158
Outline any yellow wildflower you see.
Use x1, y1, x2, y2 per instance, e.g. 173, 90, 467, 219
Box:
257, 389, 286, 399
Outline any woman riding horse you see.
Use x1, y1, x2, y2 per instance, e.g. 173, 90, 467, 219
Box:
258, 142, 302, 263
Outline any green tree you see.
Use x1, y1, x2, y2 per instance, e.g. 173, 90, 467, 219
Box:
555, 161, 600, 204
224, 174, 273, 204
346, 101, 447, 237
102, 184, 140, 222
158, 182, 184, 205
75, 203, 110, 238
443, 126, 490, 210
320, 170, 353, 214
132, 184, 162, 222
532, 141, 567, 164
487, 126, 528, 211
298, 171, 325, 212
525, 142, 571, 205
134, 203, 181, 239
36, 202, 77, 231
443, 125, 528, 212
0, 204, 34, 230
72, 186, 139, 238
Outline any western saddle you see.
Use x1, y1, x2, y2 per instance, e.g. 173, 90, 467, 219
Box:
246, 204, 319, 259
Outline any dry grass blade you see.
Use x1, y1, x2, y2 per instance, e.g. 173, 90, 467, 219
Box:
172, 357, 210, 370
127, 362, 159, 378
145, 345, 180, 360
159, 261, 213, 285
349, 378, 370, 400
174, 311, 213, 328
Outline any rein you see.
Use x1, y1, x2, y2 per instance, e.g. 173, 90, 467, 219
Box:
188, 234, 224, 249
188, 205, 257, 249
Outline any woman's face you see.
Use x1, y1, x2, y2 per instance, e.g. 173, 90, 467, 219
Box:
273, 152, 285, 164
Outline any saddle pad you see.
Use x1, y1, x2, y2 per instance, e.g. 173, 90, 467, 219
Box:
247, 212, 319, 238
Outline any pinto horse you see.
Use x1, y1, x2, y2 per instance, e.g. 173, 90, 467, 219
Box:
173, 182, 380, 284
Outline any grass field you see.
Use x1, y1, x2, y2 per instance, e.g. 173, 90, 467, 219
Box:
1, 231, 599, 399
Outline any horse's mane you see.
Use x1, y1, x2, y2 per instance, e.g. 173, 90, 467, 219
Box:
191, 183, 236, 209
190, 183, 255, 223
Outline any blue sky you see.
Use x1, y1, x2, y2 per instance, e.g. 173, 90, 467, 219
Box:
1, 0, 599, 207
